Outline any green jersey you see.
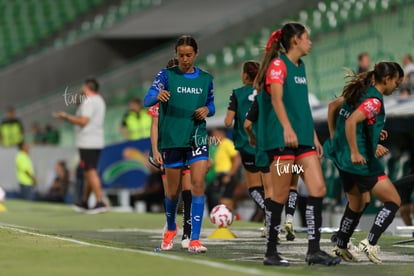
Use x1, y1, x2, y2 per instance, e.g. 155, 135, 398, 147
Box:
158, 67, 213, 149
324, 86, 385, 176
262, 54, 314, 149
228, 84, 256, 155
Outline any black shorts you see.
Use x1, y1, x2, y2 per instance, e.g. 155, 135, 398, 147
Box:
338, 169, 387, 193
79, 149, 101, 170
267, 145, 316, 162
217, 173, 237, 199
162, 146, 208, 169
240, 152, 260, 173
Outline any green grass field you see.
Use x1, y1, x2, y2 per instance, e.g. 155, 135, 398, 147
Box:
0, 200, 413, 276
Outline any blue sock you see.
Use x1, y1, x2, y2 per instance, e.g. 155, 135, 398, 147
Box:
164, 197, 178, 231
190, 195, 205, 241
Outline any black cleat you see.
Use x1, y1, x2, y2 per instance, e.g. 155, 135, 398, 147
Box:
264, 253, 289, 267
305, 250, 341, 266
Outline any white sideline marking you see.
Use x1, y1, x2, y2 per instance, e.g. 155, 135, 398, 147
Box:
0, 224, 263, 275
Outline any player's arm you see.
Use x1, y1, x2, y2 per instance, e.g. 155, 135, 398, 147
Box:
267, 59, 298, 148
144, 69, 169, 107
150, 117, 162, 165
327, 96, 344, 139
313, 130, 323, 158
224, 91, 237, 127
345, 97, 382, 165
244, 96, 258, 146
270, 83, 298, 148
195, 81, 215, 120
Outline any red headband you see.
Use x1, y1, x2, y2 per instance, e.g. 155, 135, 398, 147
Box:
266, 29, 282, 52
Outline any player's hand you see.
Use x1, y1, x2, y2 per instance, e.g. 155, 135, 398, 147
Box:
194, 106, 209, 120
284, 127, 298, 148
248, 134, 256, 147
350, 152, 366, 165
157, 90, 170, 102
153, 151, 163, 166
314, 141, 323, 159
379, 130, 388, 141
375, 144, 389, 158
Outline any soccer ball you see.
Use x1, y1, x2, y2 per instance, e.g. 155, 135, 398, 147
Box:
210, 204, 233, 227
0, 187, 5, 202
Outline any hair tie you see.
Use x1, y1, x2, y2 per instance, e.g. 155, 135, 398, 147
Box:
266, 29, 282, 52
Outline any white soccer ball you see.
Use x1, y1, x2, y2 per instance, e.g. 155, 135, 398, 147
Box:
210, 204, 233, 227
0, 187, 5, 202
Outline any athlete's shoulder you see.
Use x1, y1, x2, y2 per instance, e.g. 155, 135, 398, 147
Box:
196, 67, 214, 79
270, 57, 285, 67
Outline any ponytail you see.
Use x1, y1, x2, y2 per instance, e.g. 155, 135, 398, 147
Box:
341, 70, 374, 107
254, 22, 307, 91
254, 30, 284, 91
342, 61, 404, 107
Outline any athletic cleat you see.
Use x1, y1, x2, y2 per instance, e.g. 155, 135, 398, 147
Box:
358, 239, 381, 264
284, 220, 296, 241
306, 250, 341, 266
260, 227, 266, 238
73, 201, 88, 212
181, 234, 190, 249
331, 246, 359, 262
188, 240, 207, 253
161, 226, 178, 251
277, 232, 282, 245
263, 253, 289, 267
86, 201, 108, 214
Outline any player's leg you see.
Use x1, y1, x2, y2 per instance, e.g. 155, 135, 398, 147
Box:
297, 151, 340, 265
332, 174, 367, 262
181, 167, 192, 248
161, 149, 184, 250
263, 150, 292, 266
187, 146, 209, 253
284, 174, 299, 241
359, 176, 401, 263
242, 153, 265, 212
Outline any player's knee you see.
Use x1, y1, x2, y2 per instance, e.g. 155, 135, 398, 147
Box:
309, 185, 326, 198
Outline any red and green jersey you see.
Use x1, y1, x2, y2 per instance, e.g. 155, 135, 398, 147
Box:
324, 86, 385, 176
262, 54, 315, 149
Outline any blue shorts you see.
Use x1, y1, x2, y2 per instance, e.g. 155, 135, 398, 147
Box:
162, 146, 209, 169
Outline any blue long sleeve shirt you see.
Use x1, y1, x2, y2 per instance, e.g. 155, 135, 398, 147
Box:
143, 67, 215, 117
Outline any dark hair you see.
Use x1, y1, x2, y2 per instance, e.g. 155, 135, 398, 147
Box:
130, 97, 142, 105
17, 141, 25, 150
175, 35, 198, 54
358, 52, 369, 62
254, 22, 307, 91
342, 61, 404, 107
242, 61, 260, 82
166, 58, 179, 68
85, 78, 99, 92
7, 106, 15, 113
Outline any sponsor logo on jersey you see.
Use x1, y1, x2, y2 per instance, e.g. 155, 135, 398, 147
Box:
339, 108, 351, 118
248, 89, 258, 102
270, 69, 284, 80
294, 76, 307, 84
177, 87, 203, 94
